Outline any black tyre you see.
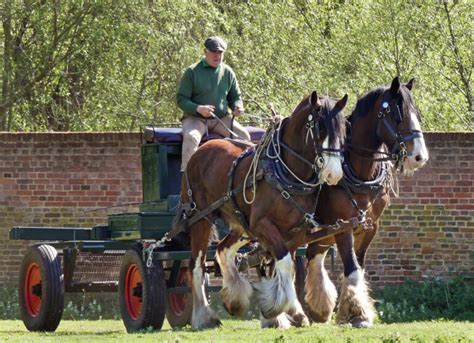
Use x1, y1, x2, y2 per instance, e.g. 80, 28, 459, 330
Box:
119, 246, 166, 333
19, 244, 64, 332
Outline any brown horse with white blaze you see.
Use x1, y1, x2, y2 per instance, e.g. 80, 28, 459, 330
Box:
180, 91, 348, 329
304, 77, 429, 328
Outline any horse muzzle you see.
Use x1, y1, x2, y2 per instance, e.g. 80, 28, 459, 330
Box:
320, 157, 343, 185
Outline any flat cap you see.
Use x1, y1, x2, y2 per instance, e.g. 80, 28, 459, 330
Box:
204, 36, 227, 52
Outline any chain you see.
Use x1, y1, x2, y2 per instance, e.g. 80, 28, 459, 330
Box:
143, 233, 171, 268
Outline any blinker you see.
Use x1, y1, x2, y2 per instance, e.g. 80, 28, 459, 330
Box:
382, 102, 389, 109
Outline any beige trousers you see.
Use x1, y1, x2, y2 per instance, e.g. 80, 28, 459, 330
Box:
181, 115, 251, 171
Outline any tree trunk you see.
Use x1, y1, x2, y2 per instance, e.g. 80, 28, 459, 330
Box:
1, 2, 13, 131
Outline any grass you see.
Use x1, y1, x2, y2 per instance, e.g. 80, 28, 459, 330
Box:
1, 320, 473, 342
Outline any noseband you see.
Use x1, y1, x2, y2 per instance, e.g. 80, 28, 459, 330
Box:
376, 93, 423, 168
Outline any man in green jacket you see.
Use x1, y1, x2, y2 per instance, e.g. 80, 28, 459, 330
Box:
176, 36, 251, 172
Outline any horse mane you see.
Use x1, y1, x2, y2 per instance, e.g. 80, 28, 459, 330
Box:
348, 87, 384, 124
291, 94, 310, 114
291, 94, 346, 147
349, 83, 419, 125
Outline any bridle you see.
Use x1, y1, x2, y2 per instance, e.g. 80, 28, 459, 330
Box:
270, 104, 344, 187
375, 91, 423, 169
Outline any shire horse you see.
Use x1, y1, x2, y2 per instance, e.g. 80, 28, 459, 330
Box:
303, 77, 429, 328
179, 91, 348, 329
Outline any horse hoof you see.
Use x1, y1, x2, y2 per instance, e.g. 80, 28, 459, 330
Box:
288, 312, 309, 327
192, 309, 222, 330
261, 307, 284, 320
221, 287, 248, 317
260, 313, 291, 329
306, 306, 332, 323
351, 318, 371, 328
223, 300, 246, 317
193, 318, 222, 330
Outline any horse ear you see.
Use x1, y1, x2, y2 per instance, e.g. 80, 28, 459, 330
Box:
390, 76, 400, 93
309, 90, 321, 109
336, 94, 348, 110
405, 78, 415, 91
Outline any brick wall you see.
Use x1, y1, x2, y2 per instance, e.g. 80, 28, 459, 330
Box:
0, 132, 472, 289
0, 133, 142, 286
362, 132, 474, 288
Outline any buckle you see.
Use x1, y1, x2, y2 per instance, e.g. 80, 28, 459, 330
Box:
281, 191, 290, 200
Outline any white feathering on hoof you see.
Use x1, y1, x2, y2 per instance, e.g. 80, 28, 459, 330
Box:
336, 269, 375, 328
304, 252, 338, 322
191, 251, 221, 329
260, 312, 292, 329
216, 243, 253, 316
254, 253, 297, 319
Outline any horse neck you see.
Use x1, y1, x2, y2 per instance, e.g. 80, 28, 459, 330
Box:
280, 108, 315, 181
347, 110, 384, 181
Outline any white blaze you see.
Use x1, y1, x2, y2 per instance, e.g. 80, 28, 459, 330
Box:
320, 137, 343, 185
404, 111, 429, 173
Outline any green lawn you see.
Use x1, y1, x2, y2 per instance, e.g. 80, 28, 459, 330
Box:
1, 320, 473, 342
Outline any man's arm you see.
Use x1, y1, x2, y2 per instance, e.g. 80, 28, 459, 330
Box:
176, 68, 199, 115
227, 70, 244, 115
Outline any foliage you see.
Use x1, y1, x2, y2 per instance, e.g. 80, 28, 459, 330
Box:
375, 276, 474, 323
0, 1, 472, 132
0, 288, 119, 320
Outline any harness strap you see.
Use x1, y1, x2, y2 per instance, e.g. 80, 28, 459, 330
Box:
171, 147, 263, 238
269, 178, 322, 230
227, 148, 259, 230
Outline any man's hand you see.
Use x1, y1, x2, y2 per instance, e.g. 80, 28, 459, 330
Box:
233, 105, 244, 116
197, 105, 215, 118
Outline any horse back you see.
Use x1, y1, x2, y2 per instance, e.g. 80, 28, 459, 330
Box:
183, 139, 250, 202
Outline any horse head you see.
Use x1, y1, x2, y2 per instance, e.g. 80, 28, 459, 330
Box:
349, 77, 429, 176
376, 77, 429, 174
285, 91, 348, 185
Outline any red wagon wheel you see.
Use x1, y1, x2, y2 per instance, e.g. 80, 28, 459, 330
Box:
19, 244, 64, 332
119, 246, 166, 333
124, 263, 143, 320
166, 268, 193, 328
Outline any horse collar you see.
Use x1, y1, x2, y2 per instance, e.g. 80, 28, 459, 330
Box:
340, 150, 389, 195
262, 143, 320, 195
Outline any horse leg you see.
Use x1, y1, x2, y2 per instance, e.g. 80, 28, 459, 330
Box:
304, 243, 338, 323
335, 231, 375, 328
189, 219, 221, 330
253, 218, 308, 327
355, 222, 378, 269
216, 231, 253, 317
259, 256, 310, 329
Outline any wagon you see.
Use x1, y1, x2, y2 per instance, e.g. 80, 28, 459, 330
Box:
11, 126, 333, 333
